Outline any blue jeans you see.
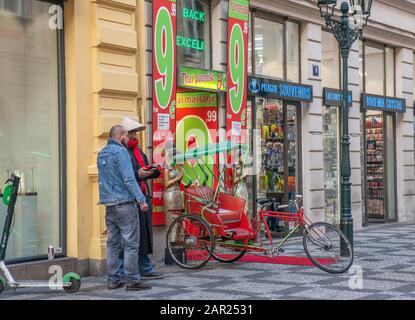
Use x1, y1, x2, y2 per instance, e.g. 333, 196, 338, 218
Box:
105, 203, 141, 285
117, 254, 153, 277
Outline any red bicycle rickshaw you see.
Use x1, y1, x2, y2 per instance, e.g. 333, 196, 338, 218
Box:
166, 142, 353, 274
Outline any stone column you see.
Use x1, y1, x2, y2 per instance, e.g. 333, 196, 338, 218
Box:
395, 48, 415, 222
348, 41, 363, 230
300, 22, 325, 223
88, 0, 140, 274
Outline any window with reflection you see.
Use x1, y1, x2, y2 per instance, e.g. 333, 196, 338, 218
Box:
0, 0, 63, 261
322, 31, 340, 89
385, 47, 395, 96
254, 17, 284, 78
365, 45, 384, 95
286, 21, 299, 83
177, 0, 211, 69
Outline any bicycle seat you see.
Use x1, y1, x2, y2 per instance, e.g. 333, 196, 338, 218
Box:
256, 198, 280, 205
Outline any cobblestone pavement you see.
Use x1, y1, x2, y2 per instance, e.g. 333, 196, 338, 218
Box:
1, 222, 415, 300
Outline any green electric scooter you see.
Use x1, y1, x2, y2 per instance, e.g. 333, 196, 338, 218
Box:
0, 174, 81, 294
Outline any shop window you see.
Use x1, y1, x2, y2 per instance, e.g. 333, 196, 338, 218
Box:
362, 42, 395, 96
252, 13, 300, 82
256, 98, 299, 206
0, 0, 64, 260
177, 0, 211, 70
365, 45, 384, 95
322, 31, 340, 89
385, 47, 395, 96
286, 21, 299, 83
254, 17, 284, 78
323, 107, 340, 225
248, 12, 252, 74
359, 41, 364, 90
0, 0, 22, 15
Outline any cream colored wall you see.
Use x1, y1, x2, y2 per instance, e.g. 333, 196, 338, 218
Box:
65, 0, 146, 261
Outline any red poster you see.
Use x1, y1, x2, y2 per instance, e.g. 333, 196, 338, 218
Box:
226, 0, 249, 144
176, 92, 219, 191
152, 0, 177, 226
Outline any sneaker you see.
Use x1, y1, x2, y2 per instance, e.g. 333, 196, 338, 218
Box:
125, 282, 152, 291
141, 272, 165, 280
108, 282, 124, 290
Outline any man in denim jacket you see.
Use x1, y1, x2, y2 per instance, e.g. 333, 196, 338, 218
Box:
97, 125, 151, 291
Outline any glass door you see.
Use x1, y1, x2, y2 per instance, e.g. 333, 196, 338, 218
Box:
385, 113, 397, 222
253, 98, 300, 233
323, 106, 341, 225
365, 111, 385, 222
364, 111, 397, 223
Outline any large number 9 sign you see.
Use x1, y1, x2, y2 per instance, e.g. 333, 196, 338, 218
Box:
154, 7, 174, 110
229, 23, 245, 114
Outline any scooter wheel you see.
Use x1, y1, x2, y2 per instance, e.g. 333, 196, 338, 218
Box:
63, 278, 81, 294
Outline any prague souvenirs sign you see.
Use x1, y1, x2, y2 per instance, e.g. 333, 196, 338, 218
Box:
248, 76, 313, 103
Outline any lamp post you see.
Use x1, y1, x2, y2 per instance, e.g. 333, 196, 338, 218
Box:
317, 0, 373, 248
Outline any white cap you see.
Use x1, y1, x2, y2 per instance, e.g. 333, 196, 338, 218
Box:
120, 117, 146, 132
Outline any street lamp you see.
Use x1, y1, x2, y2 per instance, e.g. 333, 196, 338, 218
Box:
317, 0, 373, 249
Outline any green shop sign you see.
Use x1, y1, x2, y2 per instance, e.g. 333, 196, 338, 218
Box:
229, 0, 249, 21
178, 66, 227, 92
183, 7, 205, 22
176, 35, 204, 51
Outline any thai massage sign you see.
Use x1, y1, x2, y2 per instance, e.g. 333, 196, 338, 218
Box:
226, 0, 250, 142
361, 93, 406, 113
178, 66, 227, 92
152, 0, 177, 226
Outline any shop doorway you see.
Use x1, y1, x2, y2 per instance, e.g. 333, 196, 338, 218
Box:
323, 106, 341, 225
249, 97, 301, 233
363, 111, 397, 224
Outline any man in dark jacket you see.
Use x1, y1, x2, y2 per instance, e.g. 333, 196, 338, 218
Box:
118, 117, 164, 280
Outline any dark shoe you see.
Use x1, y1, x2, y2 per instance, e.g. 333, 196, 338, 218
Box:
125, 282, 152, 291
142, 272, 164, 280
108, 282, 125, 290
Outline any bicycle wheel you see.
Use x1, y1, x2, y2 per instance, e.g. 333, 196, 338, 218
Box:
166, 214, 215, 269
303, 222, 353, 274
211, 240, 246, 263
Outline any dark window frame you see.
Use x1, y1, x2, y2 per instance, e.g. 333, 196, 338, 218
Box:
250, 9, 301, 83
360, 39, 398, 226
176, 0, 212, 70
4, 0, 66, 264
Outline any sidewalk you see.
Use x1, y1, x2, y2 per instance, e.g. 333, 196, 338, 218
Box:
1, 222, 415, 300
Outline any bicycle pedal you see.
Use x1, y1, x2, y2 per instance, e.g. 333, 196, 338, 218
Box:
278, 248, 285, 254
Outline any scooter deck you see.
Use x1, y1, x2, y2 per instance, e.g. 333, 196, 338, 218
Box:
8, 281, 72, 288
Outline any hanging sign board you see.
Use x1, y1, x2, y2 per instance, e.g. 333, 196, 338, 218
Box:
152, 0, 177, 226
226, 0, 250, 143
323, 88, 352, 107
178, 66, 227, 92
361, 93, 406, 113
248, 76, 313, 103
